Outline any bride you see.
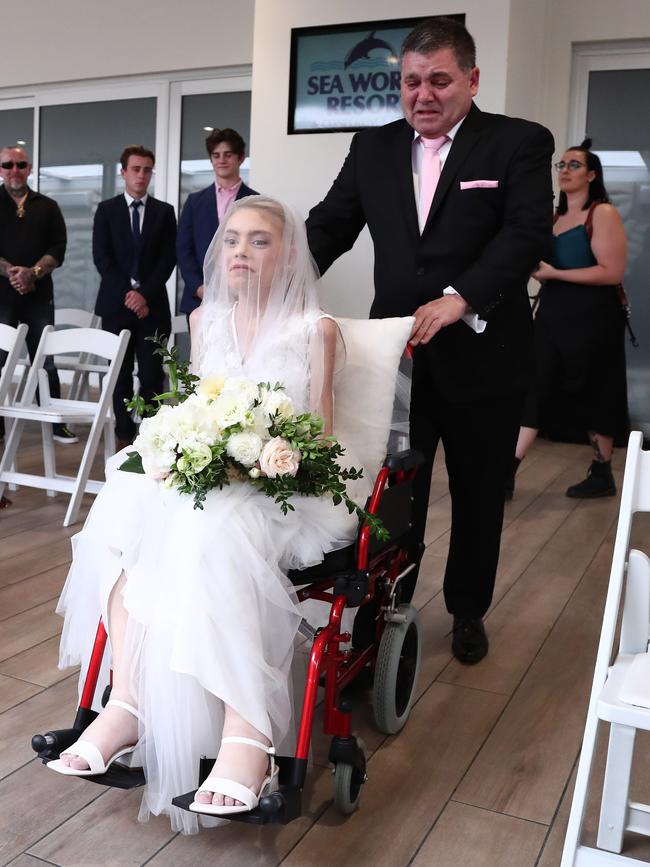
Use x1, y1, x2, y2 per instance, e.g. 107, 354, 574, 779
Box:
50, 196, 371, 833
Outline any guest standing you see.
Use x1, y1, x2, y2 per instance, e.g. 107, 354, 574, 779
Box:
177, 128, 257, 317
93, 145, 176, 450
0, 145, 71, 508
307, 17, 554, 664
511, 138, 628, 498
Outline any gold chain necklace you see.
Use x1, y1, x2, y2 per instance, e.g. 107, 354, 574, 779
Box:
15, 193, 28, 219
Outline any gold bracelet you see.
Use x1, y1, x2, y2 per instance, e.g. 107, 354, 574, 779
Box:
32, 264, 43, 280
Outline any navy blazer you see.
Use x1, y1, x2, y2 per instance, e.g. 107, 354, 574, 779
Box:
93, 194, 177, 319
307, 103, 554, 402
176, 181, 258, 314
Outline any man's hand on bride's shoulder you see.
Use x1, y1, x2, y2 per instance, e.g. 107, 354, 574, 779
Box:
409, 294, 469, 345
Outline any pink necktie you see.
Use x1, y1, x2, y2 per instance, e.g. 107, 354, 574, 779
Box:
419, 136, 448, 225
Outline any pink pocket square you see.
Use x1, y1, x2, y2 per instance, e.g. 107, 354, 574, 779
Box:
460, 180, 499, 190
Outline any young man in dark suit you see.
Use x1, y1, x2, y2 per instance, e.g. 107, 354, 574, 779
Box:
307, 17, 554, 664
177, 128, 257, 317
93, 145, 176, 449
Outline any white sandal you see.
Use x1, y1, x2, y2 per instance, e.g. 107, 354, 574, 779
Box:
46, 699, 142, 777
189, 736, 279, 816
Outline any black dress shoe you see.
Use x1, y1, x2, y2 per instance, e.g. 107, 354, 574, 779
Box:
452, 616, 489, 665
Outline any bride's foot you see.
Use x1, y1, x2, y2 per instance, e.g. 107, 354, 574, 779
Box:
59, 696, 140, 771
195, 731, 273, 808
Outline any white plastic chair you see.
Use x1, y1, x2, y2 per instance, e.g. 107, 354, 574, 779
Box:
562, 431, 650, 866
0, 325, 130, 527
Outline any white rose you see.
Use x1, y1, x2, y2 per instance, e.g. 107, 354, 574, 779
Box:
226, 431, 263, 467
260, 387, 295, 424
259, 437, 301, 478
248, 466, 261, 479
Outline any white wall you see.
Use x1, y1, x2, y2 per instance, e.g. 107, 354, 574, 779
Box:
542, 0, 650, 153
0, 0, 254, 88
504, 0, 650, 156
249, 0, 512, 318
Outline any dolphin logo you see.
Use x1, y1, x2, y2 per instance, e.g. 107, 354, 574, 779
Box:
344, 32, 398, 69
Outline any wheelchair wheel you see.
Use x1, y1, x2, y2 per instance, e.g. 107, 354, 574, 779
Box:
372, 604, 421, 734
333, 761, 363, 814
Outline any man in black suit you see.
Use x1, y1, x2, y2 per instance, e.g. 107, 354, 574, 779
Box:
307, 17, 554, 663
93, 145, 176, 449
177, 128, 257, 317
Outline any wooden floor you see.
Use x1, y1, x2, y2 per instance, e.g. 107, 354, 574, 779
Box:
2, 429, 650, 867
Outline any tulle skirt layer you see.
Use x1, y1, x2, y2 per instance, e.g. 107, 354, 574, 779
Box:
56, 452, 361, 833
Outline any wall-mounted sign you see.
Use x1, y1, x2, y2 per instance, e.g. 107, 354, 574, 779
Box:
288, 14, 465, 134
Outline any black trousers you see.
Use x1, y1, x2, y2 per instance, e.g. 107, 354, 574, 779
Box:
407, 354, 523, 618
0, 297, 61, 437
101, 308, 170, 440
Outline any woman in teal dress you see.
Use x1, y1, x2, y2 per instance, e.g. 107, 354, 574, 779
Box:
509, 138, 628, 498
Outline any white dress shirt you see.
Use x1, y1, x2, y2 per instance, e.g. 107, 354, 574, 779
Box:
412, 118, 487, 334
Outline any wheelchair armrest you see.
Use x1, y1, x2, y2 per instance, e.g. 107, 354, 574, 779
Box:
383, 448, 424, 473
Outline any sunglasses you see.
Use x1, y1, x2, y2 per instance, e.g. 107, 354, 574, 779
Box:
1, 161, 29, 170
554, 160, 586, 171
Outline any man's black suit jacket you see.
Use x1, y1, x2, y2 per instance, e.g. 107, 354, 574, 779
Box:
93, 194, 177, 319
306, 103, 554, 402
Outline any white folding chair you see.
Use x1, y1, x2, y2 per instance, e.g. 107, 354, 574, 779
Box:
0, 325, 130, 527
54, 309, 109, 401
562, 431, 650, 866
0, 322, 28, 411
12, 308, 105, 402
168, 314, 189, 352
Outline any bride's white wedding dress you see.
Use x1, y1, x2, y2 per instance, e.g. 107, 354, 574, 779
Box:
57, 309, 370, 833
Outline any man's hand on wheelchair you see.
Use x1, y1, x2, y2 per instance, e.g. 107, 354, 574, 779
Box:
409, 294, 469, 346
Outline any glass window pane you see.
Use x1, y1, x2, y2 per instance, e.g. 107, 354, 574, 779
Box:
0, 107, 35, 185
176, 91, 252, 318
586, 68, 650, 431
39, 98, 156, 312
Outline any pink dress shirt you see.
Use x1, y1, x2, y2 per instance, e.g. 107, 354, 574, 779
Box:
216, 180, 242, 222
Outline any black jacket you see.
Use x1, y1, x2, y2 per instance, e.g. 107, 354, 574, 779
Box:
93, 194, 176, 318
306, 103, 554, 400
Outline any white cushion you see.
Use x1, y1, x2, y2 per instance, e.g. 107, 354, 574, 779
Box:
334, 316, 414, 482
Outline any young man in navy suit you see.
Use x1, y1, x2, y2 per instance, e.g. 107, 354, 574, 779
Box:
93, 145, 176, 449
177, 128, 258, 317
307, 17, 554, 664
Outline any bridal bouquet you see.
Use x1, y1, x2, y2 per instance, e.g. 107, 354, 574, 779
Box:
120, 339, 387, 539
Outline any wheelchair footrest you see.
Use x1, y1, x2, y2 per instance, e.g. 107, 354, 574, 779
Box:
172, 754, 304, 825
37, 751, 146, 789
32, 725, 146, 790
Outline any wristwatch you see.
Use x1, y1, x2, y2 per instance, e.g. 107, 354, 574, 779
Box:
32, 264, 43, 280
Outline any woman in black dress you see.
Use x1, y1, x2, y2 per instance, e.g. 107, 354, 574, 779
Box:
509, 138, 628, 498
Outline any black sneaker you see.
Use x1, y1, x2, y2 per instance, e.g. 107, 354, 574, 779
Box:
53, 425, 79, 445
566, 460, 616, 499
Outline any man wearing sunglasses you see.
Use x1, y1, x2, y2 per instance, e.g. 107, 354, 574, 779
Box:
0, 145, 74, 491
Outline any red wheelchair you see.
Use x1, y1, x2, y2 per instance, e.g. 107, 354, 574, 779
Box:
32, 446, 423, 824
